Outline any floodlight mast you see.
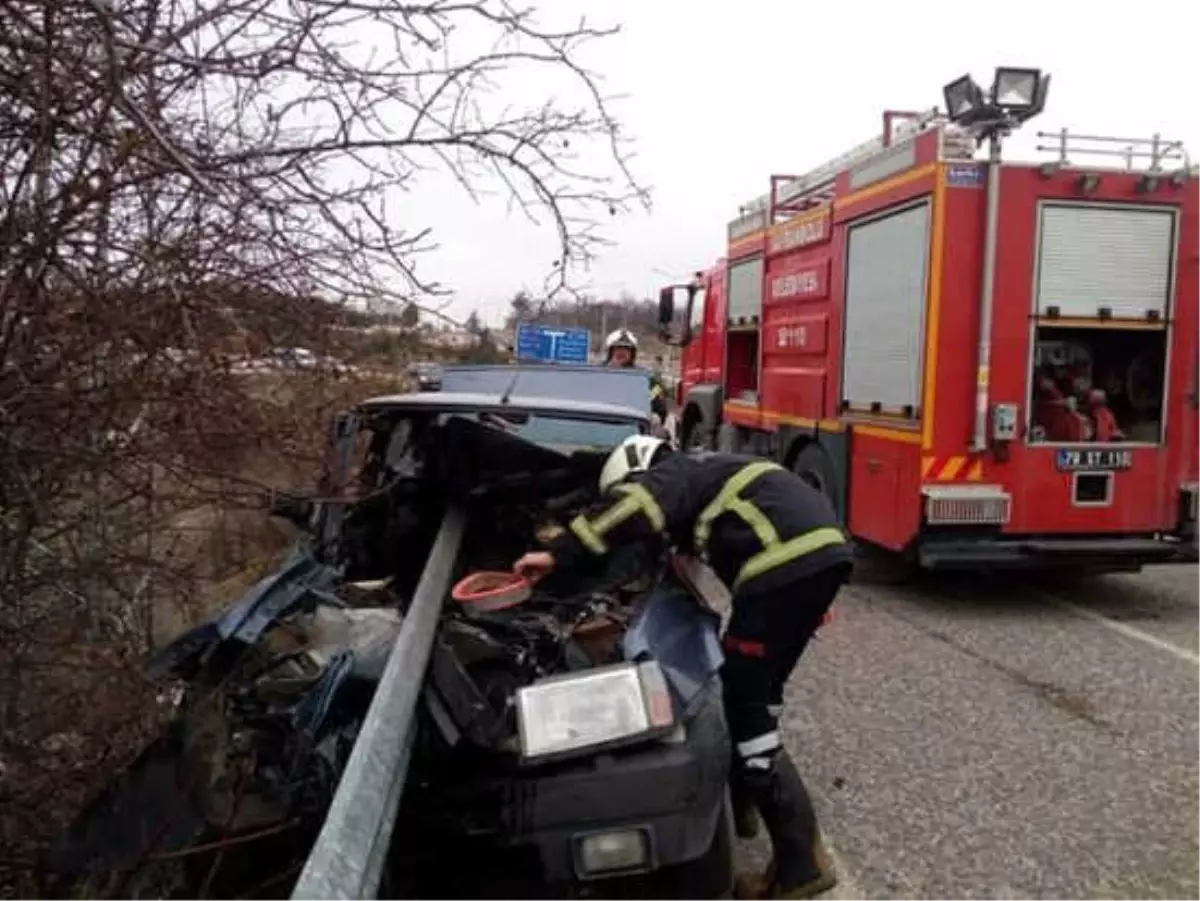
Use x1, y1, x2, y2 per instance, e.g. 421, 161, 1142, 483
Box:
942, 67, 1052, 452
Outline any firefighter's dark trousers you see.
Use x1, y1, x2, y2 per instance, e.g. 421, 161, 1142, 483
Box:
721, 562, 850, 769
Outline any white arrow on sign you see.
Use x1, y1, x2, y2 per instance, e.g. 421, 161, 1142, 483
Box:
542, 330, 565, 359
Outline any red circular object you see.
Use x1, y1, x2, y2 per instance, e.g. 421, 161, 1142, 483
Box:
451, 570, 532, 612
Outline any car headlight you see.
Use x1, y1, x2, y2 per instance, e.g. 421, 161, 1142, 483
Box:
574, 827, 653, 877
516, 660, 676, 764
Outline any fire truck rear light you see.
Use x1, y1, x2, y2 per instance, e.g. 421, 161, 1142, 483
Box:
922, 485, 1012, 526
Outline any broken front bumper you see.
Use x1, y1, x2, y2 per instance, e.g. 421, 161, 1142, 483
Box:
395, 684, 731, 895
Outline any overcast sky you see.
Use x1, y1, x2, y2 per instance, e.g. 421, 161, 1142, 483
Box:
400, 0, 1199, 325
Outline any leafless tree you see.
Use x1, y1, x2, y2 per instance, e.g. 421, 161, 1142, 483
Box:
0, 0, 646, 889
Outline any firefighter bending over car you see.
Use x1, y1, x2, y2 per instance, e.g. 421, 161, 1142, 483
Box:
604, 328, 669, 425
513, 436, 853, 900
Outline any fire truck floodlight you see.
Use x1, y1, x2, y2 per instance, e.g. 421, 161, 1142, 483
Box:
991, 67, 1050, 121
944, 68, 1050, 132
943, 74, 985, 122
991, 68, 1040, 111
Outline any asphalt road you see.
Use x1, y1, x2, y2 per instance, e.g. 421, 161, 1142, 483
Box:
738, 563, 1200, 900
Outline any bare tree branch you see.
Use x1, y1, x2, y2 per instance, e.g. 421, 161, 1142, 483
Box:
0, 0, 646, 890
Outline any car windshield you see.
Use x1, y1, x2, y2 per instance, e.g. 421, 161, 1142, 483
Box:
440, 410, 641, 452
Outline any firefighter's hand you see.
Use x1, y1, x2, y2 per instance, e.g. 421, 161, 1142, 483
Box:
513, 551, 556, 583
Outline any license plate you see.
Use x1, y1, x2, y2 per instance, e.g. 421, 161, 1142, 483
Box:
1055, 448, 1133, 471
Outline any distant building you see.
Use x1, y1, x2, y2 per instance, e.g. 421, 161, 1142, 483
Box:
425, 329, 475, 350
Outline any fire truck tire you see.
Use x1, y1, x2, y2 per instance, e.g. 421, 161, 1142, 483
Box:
791, 443, 839, 513
716, 422, 740, 454
682, 416, 715, 452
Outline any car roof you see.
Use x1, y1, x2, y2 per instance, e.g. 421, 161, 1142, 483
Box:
358, 390, 648, 423
439, 363, 649, 411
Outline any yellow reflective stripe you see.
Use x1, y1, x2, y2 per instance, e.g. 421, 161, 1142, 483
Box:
575, 482, 667, 555
588, 494, 642, 536
651, 383, 664, 398
612, 482, 667, 532
726, 496, 779, 547
569, 514, 608, 554
694, 461, 783, 553
732, 527, 846, 591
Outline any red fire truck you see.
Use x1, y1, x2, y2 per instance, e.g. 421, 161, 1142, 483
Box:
658, 71, 1198, 573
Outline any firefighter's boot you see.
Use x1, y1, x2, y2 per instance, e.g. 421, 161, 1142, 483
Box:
729, 769, 760, 839
737, 751, 837, 900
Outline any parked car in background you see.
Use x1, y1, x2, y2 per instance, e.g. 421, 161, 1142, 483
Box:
408, 360, 443, 391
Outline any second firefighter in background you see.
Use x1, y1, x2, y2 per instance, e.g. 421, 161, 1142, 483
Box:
603, 327, 669, 424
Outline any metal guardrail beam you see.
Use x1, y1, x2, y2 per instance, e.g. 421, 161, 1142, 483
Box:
291, 506, 467, 900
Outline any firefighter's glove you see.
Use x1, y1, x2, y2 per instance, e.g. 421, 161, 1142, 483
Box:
512, 551, 556, 584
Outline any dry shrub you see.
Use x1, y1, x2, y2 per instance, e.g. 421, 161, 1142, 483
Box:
1, 0, 645, 889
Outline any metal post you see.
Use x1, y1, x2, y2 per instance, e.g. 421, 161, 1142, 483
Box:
291, 506, 467, 900
970, 133, 1004, 452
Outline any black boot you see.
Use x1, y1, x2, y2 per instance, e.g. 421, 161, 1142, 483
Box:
740, 751, 837, 899
729, 770, 760, 839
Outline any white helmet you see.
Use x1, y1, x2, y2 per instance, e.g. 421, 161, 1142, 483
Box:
605, 328, 639, 353
599, 435, 666, 494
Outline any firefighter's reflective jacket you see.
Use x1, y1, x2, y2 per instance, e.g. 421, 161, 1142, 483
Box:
544, 452, 852, 597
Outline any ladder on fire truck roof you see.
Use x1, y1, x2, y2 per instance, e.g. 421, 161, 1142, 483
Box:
734, 108, 956, 221
733, 111, 1193, 226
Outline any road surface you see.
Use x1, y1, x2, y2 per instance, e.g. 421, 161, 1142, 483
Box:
741, 563, 1199, 900
664, 404, 1196, 898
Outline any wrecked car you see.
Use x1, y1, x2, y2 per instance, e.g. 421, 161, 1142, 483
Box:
41, 365, 735, 899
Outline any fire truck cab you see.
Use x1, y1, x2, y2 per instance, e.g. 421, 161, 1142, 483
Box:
659, 73, 1198, 573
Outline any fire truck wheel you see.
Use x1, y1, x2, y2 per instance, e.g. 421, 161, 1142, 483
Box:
682, 418, 715, 452
716, 422, 740, 454
791, 442, 839, 513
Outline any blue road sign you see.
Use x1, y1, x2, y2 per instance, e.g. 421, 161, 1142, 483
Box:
514, 322, 591, 364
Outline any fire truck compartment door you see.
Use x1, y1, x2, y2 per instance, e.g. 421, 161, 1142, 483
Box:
727, 256, 764, 323
1035, 203, 1177, 320
842, 200, 931, 412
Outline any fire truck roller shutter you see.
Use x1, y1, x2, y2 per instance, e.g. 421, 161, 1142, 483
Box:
727, 257, 764, 326
1036, 204, 1177, 320
842, 200, 932, 413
